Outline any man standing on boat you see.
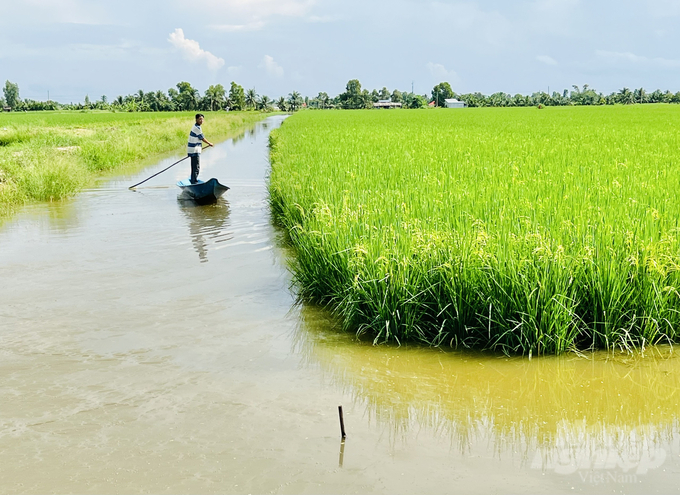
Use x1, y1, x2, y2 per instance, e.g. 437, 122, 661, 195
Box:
188, 113, 214, 184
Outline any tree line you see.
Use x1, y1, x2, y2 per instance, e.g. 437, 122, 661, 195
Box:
326, 80, 680, 109
4, 79, 680, 113
1, 80, 301, 113
429, 82, 680, 108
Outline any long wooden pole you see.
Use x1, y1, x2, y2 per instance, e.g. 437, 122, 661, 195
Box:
128, 156, 189, 190
338, 406, 346, 439
128, 145, 212, 190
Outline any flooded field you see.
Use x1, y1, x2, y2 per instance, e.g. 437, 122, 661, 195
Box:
1, 116, 680, 494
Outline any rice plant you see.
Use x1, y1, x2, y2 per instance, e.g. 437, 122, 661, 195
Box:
269, 105, 680, 355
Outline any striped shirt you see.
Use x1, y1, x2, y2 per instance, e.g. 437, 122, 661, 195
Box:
187, 124, 204, 155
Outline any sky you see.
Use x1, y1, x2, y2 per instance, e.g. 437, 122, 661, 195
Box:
1, 0, 680, 103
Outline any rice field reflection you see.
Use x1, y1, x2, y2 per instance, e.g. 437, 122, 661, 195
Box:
296, 304, 680, 472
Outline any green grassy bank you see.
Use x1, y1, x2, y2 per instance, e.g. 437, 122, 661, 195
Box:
269, 105, 680, 355
0, 111, 267, 217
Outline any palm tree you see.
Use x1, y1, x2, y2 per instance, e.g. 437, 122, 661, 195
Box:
287, 91, 303, 112
142, 92, 156, 111
205, 84, 226, 111
622, 88, 636, 104
155, 90, 172, 111
245, 88, 258, 110
257, 95, 273, 112
276, 96, 288, 112
175, 82, 199, 110
316, 92, 330, 109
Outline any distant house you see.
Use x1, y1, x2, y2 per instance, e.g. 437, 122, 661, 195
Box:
373, 99, 402, 109
444, 98, 466, 108
428, 101, 436, 107
2, 106, 11, 112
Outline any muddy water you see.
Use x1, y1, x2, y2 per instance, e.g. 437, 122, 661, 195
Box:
1, 115, 680, 494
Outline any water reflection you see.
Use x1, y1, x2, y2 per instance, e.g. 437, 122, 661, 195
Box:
16, 196, 83, 234
295, 304, 680, 473
178, 199, 231, 263
338, 439, 345, 468
232, 130, 246, 145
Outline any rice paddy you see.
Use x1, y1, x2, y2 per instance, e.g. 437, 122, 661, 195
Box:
0, 111, 266, 218
268, 105, 680, 355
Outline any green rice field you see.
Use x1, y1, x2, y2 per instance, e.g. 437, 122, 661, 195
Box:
269, 105, 680, 355
0, 111, 266, 217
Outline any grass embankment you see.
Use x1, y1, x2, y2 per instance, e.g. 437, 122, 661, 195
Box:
0, 111, 266, 217
269, 106, 680, 355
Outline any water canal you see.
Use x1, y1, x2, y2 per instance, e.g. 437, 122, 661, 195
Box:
1, 115, 680, 494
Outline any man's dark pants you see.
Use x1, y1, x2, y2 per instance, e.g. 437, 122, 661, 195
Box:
190, 154, 200, 184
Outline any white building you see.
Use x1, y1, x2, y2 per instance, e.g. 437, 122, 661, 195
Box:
373, 99, 402, 109
444, 98, 466, 108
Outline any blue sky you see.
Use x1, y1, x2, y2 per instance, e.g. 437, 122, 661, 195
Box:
2, 0, 680, 103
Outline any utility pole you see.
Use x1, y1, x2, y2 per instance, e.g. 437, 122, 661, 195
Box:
412, 81, 414, 94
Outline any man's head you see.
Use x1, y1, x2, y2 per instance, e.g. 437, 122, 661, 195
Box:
195, 113, 204, 125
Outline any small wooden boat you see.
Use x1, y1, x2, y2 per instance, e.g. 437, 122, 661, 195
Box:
177, 178, 230, 204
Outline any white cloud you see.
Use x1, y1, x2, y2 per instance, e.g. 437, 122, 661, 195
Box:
167, 28, 225, 71
537, 55, 558, 65
204, 0, 338, 35
596, 50, 645, 63
426, 63, 459, 83
209, 21, 266, 32
596, 50, 680, 68
307, 15, 336, 23
259, 55, 284, 78
0, 39, 163, 63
